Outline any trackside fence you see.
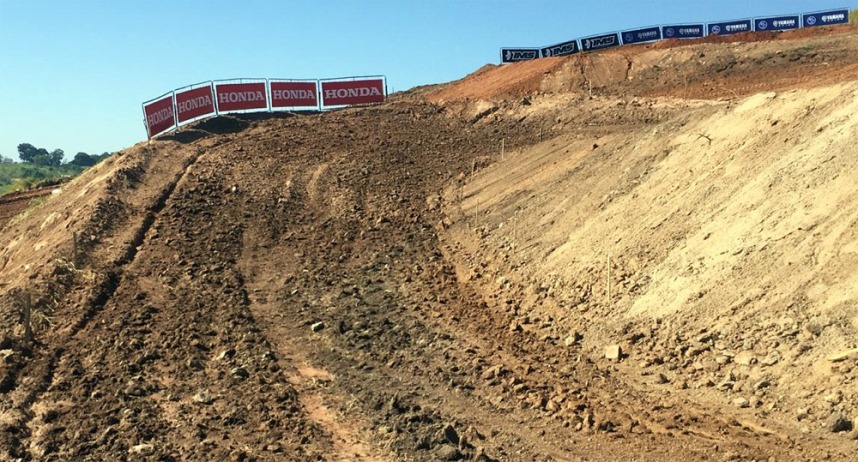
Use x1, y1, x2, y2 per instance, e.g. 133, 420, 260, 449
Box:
142, 75, 387, 139
500, 7, 849, 63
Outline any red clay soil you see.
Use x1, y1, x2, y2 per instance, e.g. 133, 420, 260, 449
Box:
426, 24, 858, 103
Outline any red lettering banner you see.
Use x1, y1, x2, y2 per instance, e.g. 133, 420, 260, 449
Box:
143, 95, 175, 138
270, 81, 318, 108
321, 79, 385, 107
216, 82, 268, 112
175, 86, 215, 123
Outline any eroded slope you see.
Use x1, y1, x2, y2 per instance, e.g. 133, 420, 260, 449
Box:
441, 80, 858, 447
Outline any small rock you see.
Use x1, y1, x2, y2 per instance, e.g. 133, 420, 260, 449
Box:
187, 358, 204, 370
826, 348, 858, 362
563, 335, 579, 347
435, 445, 462, 461
796, 408, 809, 421
701, 359, 721, 372
824, 392, 842, 405
216, 349, 235, 360
192, 389, 214, 405
128, 443, 155, 455
760, 351, 781, 367
443, 424, 460, 445
605, 345, 622, 361
509, 321, 522, 333
311, 322, 325, 332
656, 373, 669, 384
481, 365, 502, 380
825, 413, 852, 433
230, 367, 249, 379
0, 349, 19, 365
753, 380, 770, 390
734, 350, 756, 366
733, 397, 750, 408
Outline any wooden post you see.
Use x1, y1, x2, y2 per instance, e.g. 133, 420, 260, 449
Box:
23, 292, 32, 345
72, 231, 79, 266
606, 253, 611, 302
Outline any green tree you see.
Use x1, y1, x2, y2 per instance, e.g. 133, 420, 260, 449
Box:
851, 9, 857, 24
49, 149, 64, 166
17, 143, 38, 163
71, 152, 98, 167
17, 143, 63, 166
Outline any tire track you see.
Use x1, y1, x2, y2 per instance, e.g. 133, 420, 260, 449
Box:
8, 146, 204, 461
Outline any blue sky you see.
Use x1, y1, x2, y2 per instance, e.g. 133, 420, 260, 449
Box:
0, 0, 854, 160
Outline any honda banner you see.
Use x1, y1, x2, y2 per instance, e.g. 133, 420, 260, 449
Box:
270, 81, 318, 108
581, 33, 620, 52
175, 85, 215, 124
622, 26, 662, 45
320, 78, 385, 107
541, 40, 579, 58
662, 24, 705, 39
707, 19, 752, 35
802, 9, 849, 27
754, 15, 800, 31
143, 94, 175, 138
501, 48, 540, 63
215, 82, 268, 113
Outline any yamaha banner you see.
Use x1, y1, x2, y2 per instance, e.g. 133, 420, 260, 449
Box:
501, 48, 540, 63
662, 24, 705, 39
541, 40, 579, 58
621, 26, 662, 45
802, 9, 849, 27
754, 15, 800, 31
707, 19, 752, 35
580, 33, 620, 52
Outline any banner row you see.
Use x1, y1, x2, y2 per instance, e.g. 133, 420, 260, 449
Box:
143, 76, 387, 138
501, 8, 849, 63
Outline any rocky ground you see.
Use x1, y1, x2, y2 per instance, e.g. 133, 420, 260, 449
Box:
1, 24, 858, 462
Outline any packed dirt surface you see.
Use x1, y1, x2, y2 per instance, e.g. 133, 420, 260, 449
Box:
1, 25, 858, 462
0, 186, 62, 227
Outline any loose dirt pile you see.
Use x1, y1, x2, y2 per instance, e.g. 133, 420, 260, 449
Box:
1, 24, 857, 462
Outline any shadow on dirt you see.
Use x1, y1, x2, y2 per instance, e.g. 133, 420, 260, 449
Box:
156, 113, 320, 144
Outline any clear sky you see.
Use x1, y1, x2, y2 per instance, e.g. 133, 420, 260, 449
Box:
0, 0, 854, 160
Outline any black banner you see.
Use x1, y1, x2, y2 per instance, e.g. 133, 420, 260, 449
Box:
501, 48, 540, 63
541, 40, 579, 58
580, 33, 619, 52
802, 9, 849, 27
707, 19, 752, 35
754, 15, 800, 31
661, 24, 704, 39
622, 27, 662, 45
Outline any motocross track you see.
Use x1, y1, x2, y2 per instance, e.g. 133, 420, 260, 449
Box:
1, 25, 858, 461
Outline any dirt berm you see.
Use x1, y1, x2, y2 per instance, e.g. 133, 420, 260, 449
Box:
1, 25, 857, 461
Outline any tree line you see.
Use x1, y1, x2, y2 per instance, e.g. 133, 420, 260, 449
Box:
0, 143, 112, 167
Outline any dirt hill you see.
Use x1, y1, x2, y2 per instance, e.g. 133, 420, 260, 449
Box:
1, 25, 858, 461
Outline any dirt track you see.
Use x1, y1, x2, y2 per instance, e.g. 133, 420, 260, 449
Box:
1, 26, 858, 461
0, 187, 58, 227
